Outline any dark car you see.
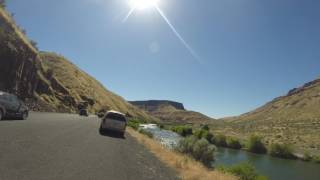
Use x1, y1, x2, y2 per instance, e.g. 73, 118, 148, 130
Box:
0, 91, 29, 120
79, 109, 89, 116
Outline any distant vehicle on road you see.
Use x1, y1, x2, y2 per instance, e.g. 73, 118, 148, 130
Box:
99, 110, 127, 136
79, 109, 89, 116
0, 91, 28, 120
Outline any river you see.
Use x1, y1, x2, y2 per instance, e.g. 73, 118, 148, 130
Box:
215, 148, 320, 180
141, 126, 320, 180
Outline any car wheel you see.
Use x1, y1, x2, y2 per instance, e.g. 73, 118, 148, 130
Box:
120, 132, 125, 137
99, 126, 105, 134
20, 111, 28, 120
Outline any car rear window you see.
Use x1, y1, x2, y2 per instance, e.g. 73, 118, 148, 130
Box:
106, 113, 126, 122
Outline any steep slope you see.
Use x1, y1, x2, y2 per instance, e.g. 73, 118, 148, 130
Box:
0, 8, 42, 98
40, 52, 155, 120
0, 7, 156, 121
130, 100, 213, 124
215, 78, 320, 153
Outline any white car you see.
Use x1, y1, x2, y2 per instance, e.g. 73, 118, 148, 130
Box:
99, 111, 127, 136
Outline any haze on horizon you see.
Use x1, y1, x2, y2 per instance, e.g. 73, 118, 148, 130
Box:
7, 0, 320, 118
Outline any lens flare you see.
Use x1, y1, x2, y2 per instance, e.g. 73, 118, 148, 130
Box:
124, 0, 200, 62
129, 0, 159, 10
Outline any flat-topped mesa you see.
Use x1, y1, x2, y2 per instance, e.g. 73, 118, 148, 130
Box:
129, 100, 185, 111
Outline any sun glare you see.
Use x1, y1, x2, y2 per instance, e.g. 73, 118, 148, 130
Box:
129, 0, 159, 10
124, 0, 200, 62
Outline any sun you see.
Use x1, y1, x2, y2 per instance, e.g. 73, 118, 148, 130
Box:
129, 0, 159, 10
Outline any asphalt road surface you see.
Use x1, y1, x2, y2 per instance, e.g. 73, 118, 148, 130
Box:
0, 112, 179, 180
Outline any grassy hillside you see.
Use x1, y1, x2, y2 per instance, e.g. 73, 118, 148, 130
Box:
130, 100, 213, 124
213, 78, 320, 154
0, 7, 156, 121
40, 52, 156, 120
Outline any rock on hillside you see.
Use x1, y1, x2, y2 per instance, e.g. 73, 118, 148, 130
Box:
0, 8, 156, 121
130, 100, 185, 111
130, 100, 213, 124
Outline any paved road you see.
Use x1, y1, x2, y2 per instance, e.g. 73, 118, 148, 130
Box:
0, 112, 178, 180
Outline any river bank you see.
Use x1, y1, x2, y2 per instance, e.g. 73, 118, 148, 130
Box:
137, 124, 320, 180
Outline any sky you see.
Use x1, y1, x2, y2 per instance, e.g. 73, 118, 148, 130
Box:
6, 0, 320, 118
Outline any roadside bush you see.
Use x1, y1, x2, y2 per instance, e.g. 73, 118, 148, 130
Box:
217, 162, 267, 180
127, 121, 139, 130
176, 136, 216, 167
138, 129, 153, 138
247, 135, 267, 154
176, 135, 198, 154
226, 137, 242, 149
269, 143, 296, 159
171, 125, 193, 137
192, 138, 216, 167
127, 118, 144, 130
213, 134, 227, 147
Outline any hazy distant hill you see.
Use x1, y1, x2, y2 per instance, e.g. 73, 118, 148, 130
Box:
130, 100, 213, 124
215, 78, 320, 154
0, 7, 156, 121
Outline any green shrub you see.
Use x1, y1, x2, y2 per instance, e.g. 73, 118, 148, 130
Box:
269, 143, 296, 159
226, 137, 242, 149
176, 136, 198, 154
217, 162, 267, 180
171, 125, 193, 137
193, 129, 213, 142
127, 121, 139, 130
313, 155, 320, 163
202, 124, 210, 131
302, 151, 312, 161
213, 134, 227, 147
176, 136, 216, 167
138, 129, 153, 138
127, 118, 145, 130
247, 135, 267, 154
192, 138, 216, 167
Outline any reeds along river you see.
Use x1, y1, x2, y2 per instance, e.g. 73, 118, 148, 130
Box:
214, 148, 320, 180
142, 126, 320, 180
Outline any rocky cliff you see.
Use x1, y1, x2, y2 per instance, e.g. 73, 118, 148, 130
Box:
130, 100, 213, 124
130, 100, 185, 111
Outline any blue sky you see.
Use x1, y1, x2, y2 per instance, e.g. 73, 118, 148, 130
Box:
7, 0, 320, 118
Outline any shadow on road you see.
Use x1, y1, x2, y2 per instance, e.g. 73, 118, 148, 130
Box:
99, 130, 126, 139
0, 118, 25, 121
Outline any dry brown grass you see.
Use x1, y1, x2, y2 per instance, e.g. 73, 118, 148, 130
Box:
127, 128, 237, 180
0, 8, 37, 53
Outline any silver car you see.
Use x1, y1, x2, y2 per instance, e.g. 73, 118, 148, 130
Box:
99, 111, 127, 136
